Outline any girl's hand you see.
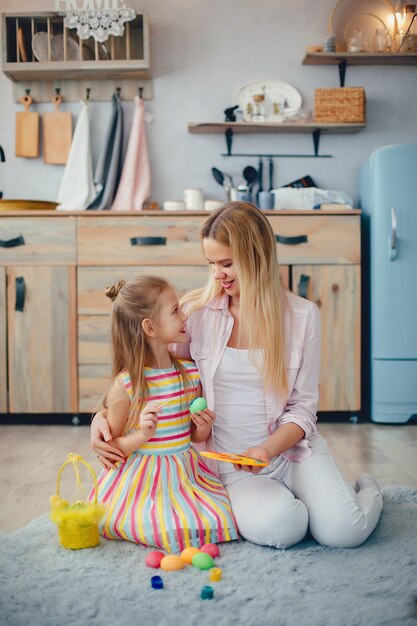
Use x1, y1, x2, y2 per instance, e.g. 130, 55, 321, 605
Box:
191, 408, 216, 432
91, 409, 126, 469
232, 446, 270, 475
139, 403, 160, 440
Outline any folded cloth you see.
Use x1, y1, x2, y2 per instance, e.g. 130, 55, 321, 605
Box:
87, 93, 123, 211
111, 96, 151, 211
272, 188, 353, 211
56, 101, 95, 211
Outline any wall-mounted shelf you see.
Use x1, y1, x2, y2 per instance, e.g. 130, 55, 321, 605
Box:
1, 11, 151, 101
303, 52, 417, 86
188, 121, 366, 157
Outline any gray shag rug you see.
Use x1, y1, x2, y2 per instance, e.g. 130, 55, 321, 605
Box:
1, 486, 416, 626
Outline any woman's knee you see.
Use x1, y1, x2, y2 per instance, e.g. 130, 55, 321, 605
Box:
235, 497, 309, 549
309, 506, 379, 548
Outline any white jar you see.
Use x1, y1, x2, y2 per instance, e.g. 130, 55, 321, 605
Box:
374, 28, 387, 53
348, 30, 368, 53
183, 188, 204, 211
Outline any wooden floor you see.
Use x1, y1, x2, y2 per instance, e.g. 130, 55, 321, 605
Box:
0, 422, 416, 533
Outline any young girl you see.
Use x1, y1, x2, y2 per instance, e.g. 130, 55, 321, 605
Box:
89, 275, 238, 552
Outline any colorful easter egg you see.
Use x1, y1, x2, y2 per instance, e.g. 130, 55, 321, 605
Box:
181, 546, 201, 564
190, 397, 208, 413
160, 555, 185, 571
145, 550, 165, 568
192, 552, 215, 570
201, 543, 220, 558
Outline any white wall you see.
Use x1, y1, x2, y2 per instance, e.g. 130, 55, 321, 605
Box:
1, 0, 416, 206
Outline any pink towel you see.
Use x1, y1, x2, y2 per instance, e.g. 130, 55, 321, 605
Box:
112, 96, 151, 211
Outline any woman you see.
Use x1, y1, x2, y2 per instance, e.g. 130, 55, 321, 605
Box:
91, 202, 383, 549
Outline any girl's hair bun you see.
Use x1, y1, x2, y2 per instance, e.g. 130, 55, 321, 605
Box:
105, 279, 126, 301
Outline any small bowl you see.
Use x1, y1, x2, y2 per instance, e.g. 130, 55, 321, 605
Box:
0, 199, 58, 211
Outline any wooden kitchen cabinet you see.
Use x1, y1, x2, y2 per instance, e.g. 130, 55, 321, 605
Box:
7, 266, 77, 413
0, 216, 77, 414
292, 264, 361, 411
0, 268, 7, 412
0, 210, 361, 417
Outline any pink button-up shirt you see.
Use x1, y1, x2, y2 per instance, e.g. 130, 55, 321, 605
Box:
173, 290, 321, 466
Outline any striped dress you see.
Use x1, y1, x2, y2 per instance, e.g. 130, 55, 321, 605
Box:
90, 360, 238, 552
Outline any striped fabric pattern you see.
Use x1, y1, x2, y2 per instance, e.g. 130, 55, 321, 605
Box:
90, 360, 238, 552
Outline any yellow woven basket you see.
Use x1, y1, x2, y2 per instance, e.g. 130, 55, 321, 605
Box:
50, 453, 106, 550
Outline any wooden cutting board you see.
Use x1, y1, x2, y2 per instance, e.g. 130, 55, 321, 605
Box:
15, 94, 39, 158
43, 94, 72, 164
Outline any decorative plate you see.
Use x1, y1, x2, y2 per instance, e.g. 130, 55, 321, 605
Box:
51, 34, 80, 61
232, 79, 302, 116
31, 32, 50, 62
330, 0, 396, 51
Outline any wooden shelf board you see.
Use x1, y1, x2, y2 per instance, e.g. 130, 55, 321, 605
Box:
303, 52, 417, 66
3, 61, 150, 82
188, 121, 366, 134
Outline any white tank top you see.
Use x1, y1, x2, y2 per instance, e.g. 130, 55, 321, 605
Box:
212, 347, 268, 480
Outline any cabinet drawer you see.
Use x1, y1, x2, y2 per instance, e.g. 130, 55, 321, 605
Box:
78, 216, 207, 265
267, 215, 360, 264
78, 265, 210, 315
0, 218, 76, 265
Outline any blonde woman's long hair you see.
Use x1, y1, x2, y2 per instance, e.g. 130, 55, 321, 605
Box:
103, 275, 191, 434
181, 202, 288, 397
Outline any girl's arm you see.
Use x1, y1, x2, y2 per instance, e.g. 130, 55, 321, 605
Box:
190, 384, 215, 443
110, 400, 160, 458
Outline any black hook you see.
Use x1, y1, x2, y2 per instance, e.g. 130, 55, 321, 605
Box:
138, 86, 143, 98
85, 87, 91, 101
25, 88, 31, 96
116, 87, 121, 97
55, 87, 61, 96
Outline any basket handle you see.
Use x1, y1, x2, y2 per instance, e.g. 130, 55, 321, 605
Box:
56, 453, 99, 506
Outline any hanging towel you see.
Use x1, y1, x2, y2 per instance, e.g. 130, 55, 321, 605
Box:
56, 101, 94, 211
87, 93, 123, 211
111, 96, 151, 211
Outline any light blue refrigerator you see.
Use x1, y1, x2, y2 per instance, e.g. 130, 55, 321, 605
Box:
359, 143, 417, 423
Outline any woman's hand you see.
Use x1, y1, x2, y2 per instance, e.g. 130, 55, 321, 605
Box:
232, 446, 270, 475
90, 410, 125, 470
139, 403, 159, 440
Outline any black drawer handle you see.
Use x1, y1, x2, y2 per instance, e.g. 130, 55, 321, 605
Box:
297, 274, 310, 299
15, 276, 26, 312
130, 236, 167, 246
0, 235, 25, 248
275, 234, 308, 245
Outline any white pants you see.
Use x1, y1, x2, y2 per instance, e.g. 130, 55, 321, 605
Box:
224, 432, 383, 549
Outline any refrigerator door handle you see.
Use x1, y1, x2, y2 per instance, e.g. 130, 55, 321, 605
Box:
389, 206, 398, 261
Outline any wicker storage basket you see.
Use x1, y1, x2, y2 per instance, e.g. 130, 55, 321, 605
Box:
50, 453, 106, 550
314, 87, 366, 123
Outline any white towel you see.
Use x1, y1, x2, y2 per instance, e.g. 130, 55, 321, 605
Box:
57, 102, 94, 211
272, 188, 353, 211
111, 96, 151, 211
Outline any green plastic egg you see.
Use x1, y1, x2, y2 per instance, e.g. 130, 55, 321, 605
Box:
191, 552, 215, 570
190, 397, 208, 414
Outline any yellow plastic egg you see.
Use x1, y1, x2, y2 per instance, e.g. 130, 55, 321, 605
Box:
180, 547, 201, 564
160, 555, 185, 571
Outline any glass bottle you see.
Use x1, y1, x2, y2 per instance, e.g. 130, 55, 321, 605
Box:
374, 28, 387, 52
348, 29, 368, 53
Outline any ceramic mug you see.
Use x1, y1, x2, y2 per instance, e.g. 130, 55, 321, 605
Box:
184, 188, 204, 211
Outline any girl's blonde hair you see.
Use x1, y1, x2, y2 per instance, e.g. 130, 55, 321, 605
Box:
103, 275, 191, 434
181, 202, 288, 396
